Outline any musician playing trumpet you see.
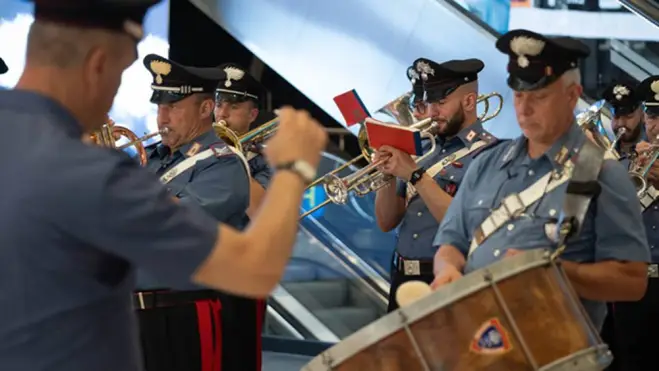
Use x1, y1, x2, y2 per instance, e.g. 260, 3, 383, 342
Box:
137, 54, 254, 371
602, 75, 659, 371
214, 63, 273, 217
602, 82, 646, 161
374, 58, 500, 311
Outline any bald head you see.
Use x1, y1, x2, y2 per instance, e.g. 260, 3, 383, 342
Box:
18, 20, 138, 133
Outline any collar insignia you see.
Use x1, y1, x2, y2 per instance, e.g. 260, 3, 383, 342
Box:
186, 142, 202, 157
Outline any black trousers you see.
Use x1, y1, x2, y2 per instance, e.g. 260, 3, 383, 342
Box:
606, 278, 659, 370
600, 303, 619, 371
137, 291, 265, 371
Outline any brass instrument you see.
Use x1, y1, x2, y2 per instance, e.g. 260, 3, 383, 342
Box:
629, 134, 659, 197
212, 117, 278, 154
89, 118, 165, 166
576, 100, 621, 160
300, 91, 504, 219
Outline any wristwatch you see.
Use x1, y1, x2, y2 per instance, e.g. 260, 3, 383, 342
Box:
275, 160, 317, 185
409, 167, 426, 185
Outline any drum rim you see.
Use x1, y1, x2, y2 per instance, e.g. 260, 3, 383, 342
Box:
302, 248, 554, 370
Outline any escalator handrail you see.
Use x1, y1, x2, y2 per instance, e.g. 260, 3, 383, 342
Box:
620, 0, 659, 30
610, 39, 659, 81
266, 304, 305, 340
269, 285, 340, 343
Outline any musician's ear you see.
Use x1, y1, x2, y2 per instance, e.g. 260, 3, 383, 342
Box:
462, 92, 477, 112
199, 98, 214, 119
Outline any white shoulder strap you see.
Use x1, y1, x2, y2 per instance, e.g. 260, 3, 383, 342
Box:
159, 146, 251, 185
468, 162, 574, 256
407, 140, 488, 200
160, 149, 215, 184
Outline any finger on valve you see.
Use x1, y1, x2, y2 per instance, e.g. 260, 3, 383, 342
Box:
395, 280, 432, 308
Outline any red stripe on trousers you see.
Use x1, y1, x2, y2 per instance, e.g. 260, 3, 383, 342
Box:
196, 299, 222, 371
255, 299, 265, 370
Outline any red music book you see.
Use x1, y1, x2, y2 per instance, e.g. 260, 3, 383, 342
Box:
364, 118, 423, 156
333, 89, 370, 126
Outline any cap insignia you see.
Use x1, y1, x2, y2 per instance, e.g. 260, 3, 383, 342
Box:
407, 68, 420, 85
651, 80, 659, 101
613, 85, 630, 101
415, 60, 435, 81
150, 60, 171, 85
510, 36, 545, 69
224, 66, 245, 88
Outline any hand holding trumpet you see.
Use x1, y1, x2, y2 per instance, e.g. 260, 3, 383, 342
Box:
374, 145, 418, 180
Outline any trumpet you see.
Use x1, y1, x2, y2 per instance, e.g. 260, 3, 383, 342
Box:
89, 118, 163, 166
212, 117, 278, 154
299, 91, 504, 219
116, 128, 169, 150
629, 134, 659, 197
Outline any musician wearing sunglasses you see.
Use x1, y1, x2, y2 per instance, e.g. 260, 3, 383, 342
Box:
431, 30, 649, 333
601, 76, 659, 371
214, 64, 273, 218
373, 58, 500, 312
0, 1, 328, 370
602, 82, 646, 162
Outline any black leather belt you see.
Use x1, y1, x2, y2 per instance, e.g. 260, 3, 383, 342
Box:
133, 289, 219, 310
393, 251, 434, 276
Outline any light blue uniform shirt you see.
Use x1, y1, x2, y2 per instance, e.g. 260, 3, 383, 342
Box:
0, 90, 219, 371
434, 123, 650, 330
394, 121, 495, 260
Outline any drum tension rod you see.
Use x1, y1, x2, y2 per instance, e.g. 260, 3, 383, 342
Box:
398, 311, 432, 371
484, 271, 540, 370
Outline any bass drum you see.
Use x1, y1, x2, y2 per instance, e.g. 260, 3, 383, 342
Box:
302, 249, 612, 371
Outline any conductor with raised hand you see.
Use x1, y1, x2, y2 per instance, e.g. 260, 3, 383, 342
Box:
0, 1, 327, 371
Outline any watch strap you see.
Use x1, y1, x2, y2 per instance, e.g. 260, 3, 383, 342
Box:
274, 160, 315, 185
409, 167, 426, 185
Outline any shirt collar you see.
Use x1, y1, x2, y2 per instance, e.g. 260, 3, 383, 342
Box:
500, 123, 583, 170
0, 90, 82, 137
436, 120, 485, 148
155, 129, 220, 159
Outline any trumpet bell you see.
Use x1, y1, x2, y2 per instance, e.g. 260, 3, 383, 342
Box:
90, 118, 150, 166
213, 117, 279, 154
630, 172, 647, 197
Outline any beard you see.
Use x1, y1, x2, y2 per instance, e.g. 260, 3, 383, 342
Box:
436, 107, 465, 139
622, 123, 642, 143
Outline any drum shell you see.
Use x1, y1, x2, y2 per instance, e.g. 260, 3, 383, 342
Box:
304, 249, 609, 371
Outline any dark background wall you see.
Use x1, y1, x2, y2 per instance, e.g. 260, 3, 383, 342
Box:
168, 0, 360, 158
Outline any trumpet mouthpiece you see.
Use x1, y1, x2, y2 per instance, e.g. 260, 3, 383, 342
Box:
159, 127, 170, 135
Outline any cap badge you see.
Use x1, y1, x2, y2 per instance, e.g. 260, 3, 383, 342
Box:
510, 36, 545, 69
415, 60, 435, 81
651, 81, 659, 101
224, 66, 245, 88
407, 68, 420, 85
150, 60, 172, 85
613, 85, 630, 101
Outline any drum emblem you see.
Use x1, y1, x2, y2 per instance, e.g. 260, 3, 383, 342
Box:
469, 318, 513, 355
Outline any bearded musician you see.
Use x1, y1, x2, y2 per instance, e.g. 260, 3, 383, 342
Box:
602, 75, 659, 370
431, 29, 649, 332
603, 82, 646, 163
374, 58, 500, 311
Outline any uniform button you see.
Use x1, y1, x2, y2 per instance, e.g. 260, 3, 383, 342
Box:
417, 212, 423, 217
652, 245, 655, 249
655, 206, 658, 210
494, 249, 501, 257
528, 170, 535, 176
653, 226, 657, 230
549, 209, 557, 217
507, 224, 515, 231
450, 175, 455, 180
413, 234, 419, 239
478, 200, 483, 206
441, 149, 446, 153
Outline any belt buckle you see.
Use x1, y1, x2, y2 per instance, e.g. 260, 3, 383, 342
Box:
403, 260, 421, 276
648, 264, 658, 278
